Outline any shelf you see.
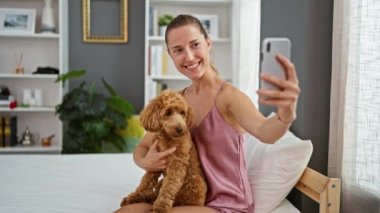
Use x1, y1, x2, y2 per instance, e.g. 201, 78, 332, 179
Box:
150, 75, 190, 81
0, 107, 56, 112
150, 0, 232, 6
149, 36, 230, 43
0, 146, 61, 153
0, 0, 68, 154
0, 74, 58, 79
0, 33, 59, 39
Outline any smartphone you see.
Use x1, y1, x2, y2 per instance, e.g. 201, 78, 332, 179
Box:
260, 37, 291, 90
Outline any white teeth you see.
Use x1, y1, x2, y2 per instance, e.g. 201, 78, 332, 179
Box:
186, 62, 198, 69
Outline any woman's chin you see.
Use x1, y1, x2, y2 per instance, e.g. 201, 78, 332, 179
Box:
187, 69, 204, 80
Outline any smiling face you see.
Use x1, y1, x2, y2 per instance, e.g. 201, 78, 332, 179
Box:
166, 24, 212, 80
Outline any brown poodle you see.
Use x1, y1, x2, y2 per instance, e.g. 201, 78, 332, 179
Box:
120, 90, 207, 213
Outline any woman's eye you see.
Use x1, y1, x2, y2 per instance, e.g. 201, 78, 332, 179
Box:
192, 42, 200, 48
173, 49, 182, 54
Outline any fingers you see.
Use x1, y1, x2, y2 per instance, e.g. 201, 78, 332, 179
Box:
257, 89, 298, 102
157, 147, 176, 158
149, 140, 176, 160
150, 139, 159, 151
259, 98, 294, 108
258, 55, 300, 110
260, 73, 299, 92
143, 140, 176, 172
276, 54, 299, 84
152, 159, 168, 171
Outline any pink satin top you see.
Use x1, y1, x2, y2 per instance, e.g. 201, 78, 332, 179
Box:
189, 85, 254, 213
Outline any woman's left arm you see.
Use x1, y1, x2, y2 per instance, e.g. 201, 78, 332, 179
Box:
227, 54, 300, 144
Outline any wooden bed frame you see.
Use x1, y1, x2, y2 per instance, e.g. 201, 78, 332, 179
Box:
295, 167, 341, 213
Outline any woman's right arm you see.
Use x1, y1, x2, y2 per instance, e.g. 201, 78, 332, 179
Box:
133, 132, 176, 171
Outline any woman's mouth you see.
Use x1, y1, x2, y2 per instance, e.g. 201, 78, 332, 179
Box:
185, 61, 200, 70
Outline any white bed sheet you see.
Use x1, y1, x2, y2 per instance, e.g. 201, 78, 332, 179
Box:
0, 154, 299, 213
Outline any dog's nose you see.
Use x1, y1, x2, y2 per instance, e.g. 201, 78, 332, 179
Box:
176, 127, 183, 133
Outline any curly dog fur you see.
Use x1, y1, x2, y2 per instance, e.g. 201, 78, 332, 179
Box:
120, 90, 207, 213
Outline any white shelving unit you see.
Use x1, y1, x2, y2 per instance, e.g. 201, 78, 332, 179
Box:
0, 0, 68, 154
144, 0, 234, 105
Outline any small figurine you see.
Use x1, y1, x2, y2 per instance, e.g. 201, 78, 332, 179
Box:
20, 127, 34, 146
41, 134, 55, 147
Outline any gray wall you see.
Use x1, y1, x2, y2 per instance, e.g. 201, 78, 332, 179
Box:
260, 0, 334, 212
68, 0, 146, 112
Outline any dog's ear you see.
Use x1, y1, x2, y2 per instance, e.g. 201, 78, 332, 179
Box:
186, 106, 195, 128
140, 98, 161, 132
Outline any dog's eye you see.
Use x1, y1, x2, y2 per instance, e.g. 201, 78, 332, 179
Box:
180, 111, 186, 116
164, 109, 172, 116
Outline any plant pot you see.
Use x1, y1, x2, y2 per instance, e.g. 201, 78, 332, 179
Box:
101, 137, 140, 153
125, 137, 140, 153
159, 26, 167, 36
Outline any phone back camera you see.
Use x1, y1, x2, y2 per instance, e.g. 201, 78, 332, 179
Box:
266, 42, 271, 52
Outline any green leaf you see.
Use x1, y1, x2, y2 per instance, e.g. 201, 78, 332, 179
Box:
106, 96, 135, 116
101, 77, 117, 96
55, 70, 86, 86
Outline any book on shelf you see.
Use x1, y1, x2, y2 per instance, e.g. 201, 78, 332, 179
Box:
147, 81, 168, 101
0, 115, 17, 147
149, 45, 170, 77
149, 6, 159, 36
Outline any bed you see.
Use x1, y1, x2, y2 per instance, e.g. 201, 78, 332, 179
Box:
0, 154, 340, 213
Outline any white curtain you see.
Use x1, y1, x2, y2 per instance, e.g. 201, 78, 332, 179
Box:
328, 0, 380, 212
231, 0, 261, 105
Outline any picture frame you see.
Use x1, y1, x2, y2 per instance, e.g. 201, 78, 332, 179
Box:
193, 14, 218, 39
82, 0, 128, 43
0, 8, 36, 34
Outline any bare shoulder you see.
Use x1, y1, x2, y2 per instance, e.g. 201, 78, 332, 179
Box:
219, 82, 249, 105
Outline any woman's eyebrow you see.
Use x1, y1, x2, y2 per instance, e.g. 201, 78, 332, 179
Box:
189, 39, 198, 44
170, 39, 199, 50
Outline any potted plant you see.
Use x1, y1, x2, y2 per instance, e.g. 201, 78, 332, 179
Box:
55, 70, 135, 153
115, 115, 145, 153
158, 14, 173, 36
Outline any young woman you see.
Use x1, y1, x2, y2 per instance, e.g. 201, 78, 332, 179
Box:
115, 15, 300, 213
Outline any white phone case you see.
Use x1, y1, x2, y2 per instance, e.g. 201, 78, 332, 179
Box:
260, 38, 291, 90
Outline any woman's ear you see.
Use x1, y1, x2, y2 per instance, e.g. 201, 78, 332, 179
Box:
140, 99, 161, 132
206, 37, 212, 51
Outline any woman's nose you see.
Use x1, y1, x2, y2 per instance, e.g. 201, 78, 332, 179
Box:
184, 49, 194, 60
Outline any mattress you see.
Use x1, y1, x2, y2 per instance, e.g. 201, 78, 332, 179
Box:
0, 154, 299, 213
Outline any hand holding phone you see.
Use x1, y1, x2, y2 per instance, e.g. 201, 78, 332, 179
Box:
258, 37, 300, 124
260, 38, 291, 90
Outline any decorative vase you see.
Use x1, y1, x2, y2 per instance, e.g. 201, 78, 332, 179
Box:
41, 0, 56, 33
159, 26, 167, 36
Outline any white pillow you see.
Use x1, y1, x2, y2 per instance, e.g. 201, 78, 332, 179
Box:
244, 123, 313, 213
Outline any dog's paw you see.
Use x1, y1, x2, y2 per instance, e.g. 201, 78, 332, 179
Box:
152, 203, 171, 213
120, 193, 145, 206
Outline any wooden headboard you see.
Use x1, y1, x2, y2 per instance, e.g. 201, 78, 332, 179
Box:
295, 167, 341, 213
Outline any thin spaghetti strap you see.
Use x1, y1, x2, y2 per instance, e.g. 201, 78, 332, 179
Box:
216, 81, 226, 96
214, 81, 226, 104
181, 87, 188, 96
